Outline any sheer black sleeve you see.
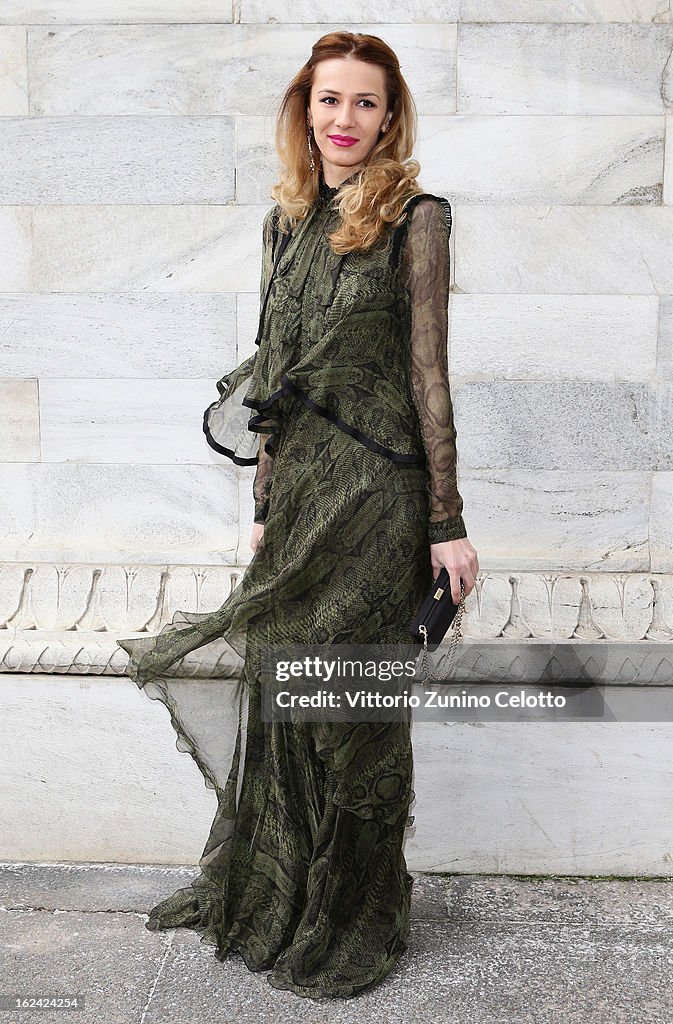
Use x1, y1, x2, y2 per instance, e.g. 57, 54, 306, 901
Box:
400, 196, 468, 544
252, 210, 276, 525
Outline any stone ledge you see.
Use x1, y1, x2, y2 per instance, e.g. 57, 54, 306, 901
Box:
0, 564, 672, 681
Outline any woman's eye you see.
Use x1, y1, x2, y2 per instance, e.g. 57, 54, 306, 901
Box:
320, 97, 374, 108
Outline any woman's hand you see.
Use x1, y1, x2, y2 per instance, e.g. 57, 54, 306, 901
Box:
251, 523, 265, 554
430, 536, 479, 604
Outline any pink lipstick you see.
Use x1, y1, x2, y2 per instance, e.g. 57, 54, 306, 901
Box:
328, 135, 358, 147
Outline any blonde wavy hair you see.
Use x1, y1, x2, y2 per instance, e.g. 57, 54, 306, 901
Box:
271, 31, 425, 254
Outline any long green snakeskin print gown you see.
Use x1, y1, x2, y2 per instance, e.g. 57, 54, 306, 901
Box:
116, 167, 468, 1000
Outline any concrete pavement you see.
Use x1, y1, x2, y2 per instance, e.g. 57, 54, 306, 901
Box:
1, 864, 672, 1023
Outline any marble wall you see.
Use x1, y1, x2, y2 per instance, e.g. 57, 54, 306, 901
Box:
1, 3, 673, 868
3, 669, 672, 873
0, 2, 671, 579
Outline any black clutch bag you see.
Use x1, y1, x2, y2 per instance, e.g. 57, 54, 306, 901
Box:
409, 569, 465, 647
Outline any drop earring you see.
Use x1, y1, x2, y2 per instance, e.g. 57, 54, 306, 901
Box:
306, 113, 315, 174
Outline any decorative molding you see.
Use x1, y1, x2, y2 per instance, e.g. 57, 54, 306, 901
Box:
0, 563, 671, 677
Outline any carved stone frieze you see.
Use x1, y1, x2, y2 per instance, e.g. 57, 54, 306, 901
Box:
0, 563, 671, 677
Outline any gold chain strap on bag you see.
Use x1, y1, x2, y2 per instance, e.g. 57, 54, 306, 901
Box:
415, 578, 466, 683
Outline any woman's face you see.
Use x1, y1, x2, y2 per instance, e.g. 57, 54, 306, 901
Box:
307, 57, 391, 185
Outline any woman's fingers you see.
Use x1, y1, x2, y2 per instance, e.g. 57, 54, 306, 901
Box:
430, 537, 480, 603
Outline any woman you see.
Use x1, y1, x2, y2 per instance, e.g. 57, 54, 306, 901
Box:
117, 31, 479, 1000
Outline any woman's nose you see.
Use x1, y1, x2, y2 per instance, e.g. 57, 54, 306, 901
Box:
335, 109, 355, 127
